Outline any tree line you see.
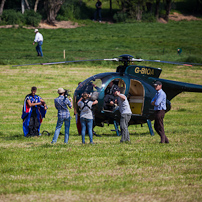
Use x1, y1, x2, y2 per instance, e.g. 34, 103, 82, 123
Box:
0, 0, 201, 25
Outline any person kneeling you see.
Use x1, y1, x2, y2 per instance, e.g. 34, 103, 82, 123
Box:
77, 92, 98, 144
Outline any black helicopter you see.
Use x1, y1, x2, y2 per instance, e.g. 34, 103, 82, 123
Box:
72, 54, 202, 136
14, 54, 202, 136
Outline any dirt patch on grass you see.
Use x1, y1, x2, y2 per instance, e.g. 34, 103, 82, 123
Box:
169, 12, 201, 21
158, 12, 201, 23
0, 20, 80, 29
38, 20, 80, 29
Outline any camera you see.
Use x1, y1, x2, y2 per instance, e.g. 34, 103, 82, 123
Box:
64, 89, 71, 98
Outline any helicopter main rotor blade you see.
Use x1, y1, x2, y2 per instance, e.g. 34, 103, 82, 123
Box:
42, 59, 106, 65
131, 58, 202, 66
42, 58, 121, 65
12, 56, 202, 67
12, 58, 120, 67
12, 62, 43, 67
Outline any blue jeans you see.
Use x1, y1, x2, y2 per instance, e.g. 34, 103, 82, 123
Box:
80, 117, 93, 144
36, 41, 43, 56
52, 117, 70, 143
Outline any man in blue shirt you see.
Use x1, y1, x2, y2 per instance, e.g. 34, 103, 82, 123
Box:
51, 88, 72, 144
151, 81, 169, 143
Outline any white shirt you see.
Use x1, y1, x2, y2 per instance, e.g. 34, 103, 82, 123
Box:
117, 94, 132, 115
34, 32, 43, 42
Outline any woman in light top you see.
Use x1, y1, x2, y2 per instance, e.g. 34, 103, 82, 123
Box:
77, 92, 98, 144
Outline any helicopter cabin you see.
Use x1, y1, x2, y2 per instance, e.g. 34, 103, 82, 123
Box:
104, 78, 144, 115
128, 80, 144, 115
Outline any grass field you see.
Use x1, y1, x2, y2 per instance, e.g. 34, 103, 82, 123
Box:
0, 21, 202, 201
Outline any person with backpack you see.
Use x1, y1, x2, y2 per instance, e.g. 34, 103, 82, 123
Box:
77, 92, 98, 144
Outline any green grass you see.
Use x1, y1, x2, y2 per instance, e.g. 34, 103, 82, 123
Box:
0, 21, 202, 201
0, 20, 202, 66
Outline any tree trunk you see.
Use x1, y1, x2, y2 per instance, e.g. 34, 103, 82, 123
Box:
21, 0, 25, 14
25, 0, 30, 9
136, 3, 142, 21
0, 0, 6, 21
34, 0, 40, 12
155, 0, 160, 19
109, 0, 112, 15
44, 0, 64, 25
165, 0, 172, 21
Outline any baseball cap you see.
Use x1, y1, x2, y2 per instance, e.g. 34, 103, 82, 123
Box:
153, 81, 162, 86
34, 29, 38, 33
58, 88, 65, 94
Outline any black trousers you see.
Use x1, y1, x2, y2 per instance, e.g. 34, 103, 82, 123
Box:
27, 109, 40, 137
154, 110, 169, 143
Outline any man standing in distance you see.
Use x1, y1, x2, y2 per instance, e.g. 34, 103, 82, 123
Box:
51, 88, 72, 144
151, 81, 169, 143
33, 29, 43, 57
94, 0, 102, 22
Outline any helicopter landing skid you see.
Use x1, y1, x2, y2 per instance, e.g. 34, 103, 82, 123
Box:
147, 119, 154, 136
111, 120, 121, 136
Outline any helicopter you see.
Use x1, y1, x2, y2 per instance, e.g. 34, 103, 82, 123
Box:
13, 54, 202, 136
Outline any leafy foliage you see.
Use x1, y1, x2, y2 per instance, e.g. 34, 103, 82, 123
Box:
23, 9, 42, 27
113, 11, 128, 22
1, 9, 24, 25
57, 0, 92, 20
0, 9, 41, 26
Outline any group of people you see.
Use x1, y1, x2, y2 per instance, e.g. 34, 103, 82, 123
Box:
22, 81, 169, 144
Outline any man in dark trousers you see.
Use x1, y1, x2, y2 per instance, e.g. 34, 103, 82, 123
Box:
151, 81, 169, 143
94, 0, 102, 22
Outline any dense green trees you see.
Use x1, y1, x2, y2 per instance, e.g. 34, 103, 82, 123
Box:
0, 0, 201, 25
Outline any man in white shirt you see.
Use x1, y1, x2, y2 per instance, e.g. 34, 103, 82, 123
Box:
33, 29, 43, 57
112, 87, 132, 143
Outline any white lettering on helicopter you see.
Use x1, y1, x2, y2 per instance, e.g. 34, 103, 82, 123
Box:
134, 67, 154, 75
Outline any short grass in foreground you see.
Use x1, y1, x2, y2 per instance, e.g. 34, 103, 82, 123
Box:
0, 64, 201, 202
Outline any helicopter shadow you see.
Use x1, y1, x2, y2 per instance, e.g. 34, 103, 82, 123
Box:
0, 132, 25, 141
97, 131, 149, 138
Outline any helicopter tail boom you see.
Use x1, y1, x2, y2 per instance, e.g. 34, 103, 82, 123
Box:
155, 79, 202, 100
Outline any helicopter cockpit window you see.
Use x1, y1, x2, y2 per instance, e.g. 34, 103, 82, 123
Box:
77, 77, 103, 93
103, 78, 126, 111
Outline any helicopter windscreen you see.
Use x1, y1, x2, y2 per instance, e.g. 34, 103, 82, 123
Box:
77, 76, 104, 93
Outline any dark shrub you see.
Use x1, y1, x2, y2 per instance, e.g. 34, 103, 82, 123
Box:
24, 10, 42, 27
113, 12, 128, 23
1, 9, 24, 25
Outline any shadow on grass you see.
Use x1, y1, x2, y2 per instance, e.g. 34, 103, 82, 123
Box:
0, 132, 25, 140
97, 131, 149, 137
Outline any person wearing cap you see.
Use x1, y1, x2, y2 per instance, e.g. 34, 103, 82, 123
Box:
33, 29, 43, 57
22, 86, 47, 137
151, 81, 169, 143
51, 88, 73, 144
112, 87, 132, 143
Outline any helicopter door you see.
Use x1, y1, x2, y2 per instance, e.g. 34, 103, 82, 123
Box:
128, 80, 144, 115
